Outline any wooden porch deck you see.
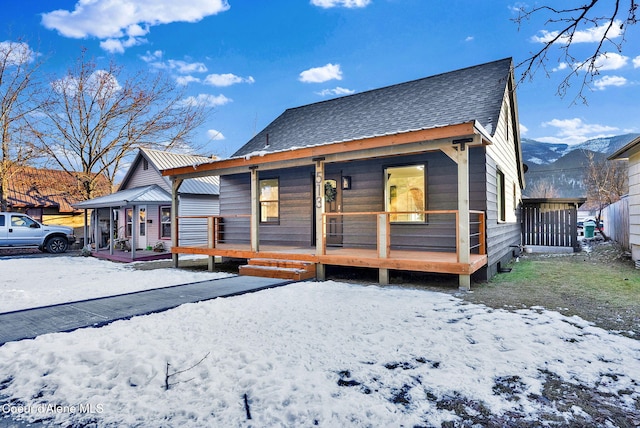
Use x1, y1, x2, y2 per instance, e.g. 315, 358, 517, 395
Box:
171, 243, 487, 275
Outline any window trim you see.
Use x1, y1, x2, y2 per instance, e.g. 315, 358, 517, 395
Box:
159, 205, 172, 239
384, 163, 427, 224
259, 177, 280, 224
497, 169, 506, 222
125, 208, 133, 237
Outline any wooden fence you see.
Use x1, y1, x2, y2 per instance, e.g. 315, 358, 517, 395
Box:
522, 202, 579, 250
603, 197, 629, 250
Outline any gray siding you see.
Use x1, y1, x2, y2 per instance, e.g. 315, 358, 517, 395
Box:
219, 167, 314, 245
219, 174, 251, 244
177, 195, 220, 247
481, 153, 522, 280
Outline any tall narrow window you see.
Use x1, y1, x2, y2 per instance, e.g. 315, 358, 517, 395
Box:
160, 206, 171, 238
259, 178, 279, 223
125, 208, 133, 236
385, 165, 426, 223
497, 170, 506, 222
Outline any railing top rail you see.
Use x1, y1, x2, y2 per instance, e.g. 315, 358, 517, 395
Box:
322, 210, 484, 217
176, 214, 251, 219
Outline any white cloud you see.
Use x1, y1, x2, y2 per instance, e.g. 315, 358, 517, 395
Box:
207, 129, 225, 140
519, 123, 528, 135
100, 36, 146, 53
633, 55, 640, 68
299, 63, 342, 83
175, 75, 201, 86
465, 36, 474, 42
531, 20, 623, 44
593, 52, 628, 70
0, 41, 36, 66
204, 73, 255, 87
593, 75, 627, 90
179, 93, 231, 108
140, 50, 163, 63
140, 51, 208, 76
41, 0, 230, 53
167, 60, 208, 74
316, 87, 355, 96
552, 62, 568, 72
52, 70, 122, 100
311, 0, 371, 8
539, 118, 618, 145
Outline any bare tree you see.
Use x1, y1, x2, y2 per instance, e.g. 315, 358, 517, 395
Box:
0, 39, 45, 210
29, 49, 210, 200
583, 150, 627, 239
513, 1, 638, 103
527, 178, 561, 198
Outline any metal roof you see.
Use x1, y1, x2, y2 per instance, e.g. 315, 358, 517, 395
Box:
73, 185, 171, 209
6, 167, 111, 213
233, 58, 512, 157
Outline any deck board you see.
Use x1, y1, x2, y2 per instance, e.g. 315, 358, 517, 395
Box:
172, 243, 487, 275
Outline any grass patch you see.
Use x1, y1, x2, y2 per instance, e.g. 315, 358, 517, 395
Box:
463, 242, 640, 338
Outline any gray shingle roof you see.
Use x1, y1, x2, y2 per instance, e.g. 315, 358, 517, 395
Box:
233, 58, 512, 157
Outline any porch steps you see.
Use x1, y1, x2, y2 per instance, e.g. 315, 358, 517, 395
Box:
239, 258, 316, 281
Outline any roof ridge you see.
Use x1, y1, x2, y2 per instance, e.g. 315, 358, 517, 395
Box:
283, 57, 513, 113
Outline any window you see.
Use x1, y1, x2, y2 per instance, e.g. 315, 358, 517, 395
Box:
125, 208, 133, 237
143, 159, 149, 170
385, 165, 426, 222
497, 170, 506, 222
11, 215, 37, 228
160, 206, 171, 238
259, 178, 279, 223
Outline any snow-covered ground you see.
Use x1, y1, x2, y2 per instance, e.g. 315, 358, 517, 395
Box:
1, 256, 639, 426
0, 255, 232, 313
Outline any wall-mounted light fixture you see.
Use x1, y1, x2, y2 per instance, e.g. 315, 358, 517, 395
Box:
342, 176, 352, 190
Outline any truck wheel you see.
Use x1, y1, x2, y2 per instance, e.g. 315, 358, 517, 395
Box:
46, 237, 69, 254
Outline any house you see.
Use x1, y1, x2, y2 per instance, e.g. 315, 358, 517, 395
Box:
74, 148, 219, 262
608, 135, 640, 264
162, 58, 526, 289
4, 166, 111, 231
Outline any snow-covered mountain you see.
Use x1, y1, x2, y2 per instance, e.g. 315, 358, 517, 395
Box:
521, 133, 639, 197
522, 133, 640, 166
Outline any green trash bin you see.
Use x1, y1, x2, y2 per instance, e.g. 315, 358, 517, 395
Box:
584, 220, 596, 238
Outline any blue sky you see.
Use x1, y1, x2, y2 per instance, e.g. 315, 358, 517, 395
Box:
3, 0, 639, 159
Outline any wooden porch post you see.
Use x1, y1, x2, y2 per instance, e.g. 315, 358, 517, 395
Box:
207, 216, 215, 272
250, 167, 259, 253
314, 159, 326, 280
378, 213, 390, 285
457, 145, 471, 291
171, 178, 183, 268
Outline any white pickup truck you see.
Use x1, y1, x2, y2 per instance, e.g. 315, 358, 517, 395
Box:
0, 212, 76, 253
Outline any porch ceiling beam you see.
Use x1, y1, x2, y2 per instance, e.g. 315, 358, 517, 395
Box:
163, 122, 479, 180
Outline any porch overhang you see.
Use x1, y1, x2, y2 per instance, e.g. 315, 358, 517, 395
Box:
162, 122, 490, 180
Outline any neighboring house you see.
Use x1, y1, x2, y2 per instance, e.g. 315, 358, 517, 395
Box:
162, 58, 526, 289
608, 135, 640, 264
4, 166, 111, 230
74, 148, 219, 261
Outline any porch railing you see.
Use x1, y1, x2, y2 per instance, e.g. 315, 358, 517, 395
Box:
174, 210, 485, 261
321, 210, 485, 261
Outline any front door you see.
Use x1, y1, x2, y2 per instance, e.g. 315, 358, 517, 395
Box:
137, 205, 147, 249
324, 176, 343, 246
